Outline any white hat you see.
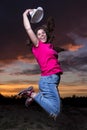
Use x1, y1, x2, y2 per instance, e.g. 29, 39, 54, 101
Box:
30, 7, 44, 23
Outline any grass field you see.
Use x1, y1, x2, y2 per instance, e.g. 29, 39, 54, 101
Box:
0, 101, 87, 130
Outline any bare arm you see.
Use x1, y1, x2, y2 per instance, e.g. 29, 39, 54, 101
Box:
23, 9, 39, 47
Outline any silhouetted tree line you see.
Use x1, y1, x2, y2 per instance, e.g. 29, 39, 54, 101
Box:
62, 95, 87, 107
0, 94, 25, 105
0, 94, 87, 107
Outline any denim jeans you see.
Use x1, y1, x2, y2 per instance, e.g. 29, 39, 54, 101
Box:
34, 74, 61, 117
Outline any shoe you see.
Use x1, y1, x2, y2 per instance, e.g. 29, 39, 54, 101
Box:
49, 113, 57, 121
25, 97, 33, 107
18, 86, 33, 97
26, 89, 34, 97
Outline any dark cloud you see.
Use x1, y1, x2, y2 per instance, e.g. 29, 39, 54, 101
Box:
72, 56, 87, 69
4, 80, 38, 85
60, 52, 87, 72
10, 64, 40, 75
11, 69, 40, 76
0, 69, 4, 73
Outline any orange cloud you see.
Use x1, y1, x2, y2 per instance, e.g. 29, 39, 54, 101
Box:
63, 43, 84, 51
17, 55, 36, 63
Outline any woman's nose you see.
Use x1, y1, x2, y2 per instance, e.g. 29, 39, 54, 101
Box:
41, 34, 44, 37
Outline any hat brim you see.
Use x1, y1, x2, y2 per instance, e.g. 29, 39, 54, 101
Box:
30, 7, 44, 23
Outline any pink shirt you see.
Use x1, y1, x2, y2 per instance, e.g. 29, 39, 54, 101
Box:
32, 41, 63, 76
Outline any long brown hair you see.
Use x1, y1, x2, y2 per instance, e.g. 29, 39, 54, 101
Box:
35, 16, 55, 43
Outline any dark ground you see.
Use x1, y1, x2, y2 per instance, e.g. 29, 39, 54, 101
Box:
0, 101, 87, 130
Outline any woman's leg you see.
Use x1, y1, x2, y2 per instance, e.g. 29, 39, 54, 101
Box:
31, 74, 61, 117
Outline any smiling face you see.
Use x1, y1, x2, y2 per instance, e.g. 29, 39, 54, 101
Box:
36, 29, 47, 43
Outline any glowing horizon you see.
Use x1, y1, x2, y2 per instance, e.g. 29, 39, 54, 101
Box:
0, 83, 87, 98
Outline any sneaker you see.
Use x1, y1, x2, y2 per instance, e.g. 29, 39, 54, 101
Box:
18, 86, 33, 97
49, 113, 57, 121
25, 97, 33, 107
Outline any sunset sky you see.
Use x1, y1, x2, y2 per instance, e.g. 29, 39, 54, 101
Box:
0, 0, 87, 97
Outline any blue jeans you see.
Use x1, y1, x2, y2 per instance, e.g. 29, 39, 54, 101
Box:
34, 74, 61, 117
